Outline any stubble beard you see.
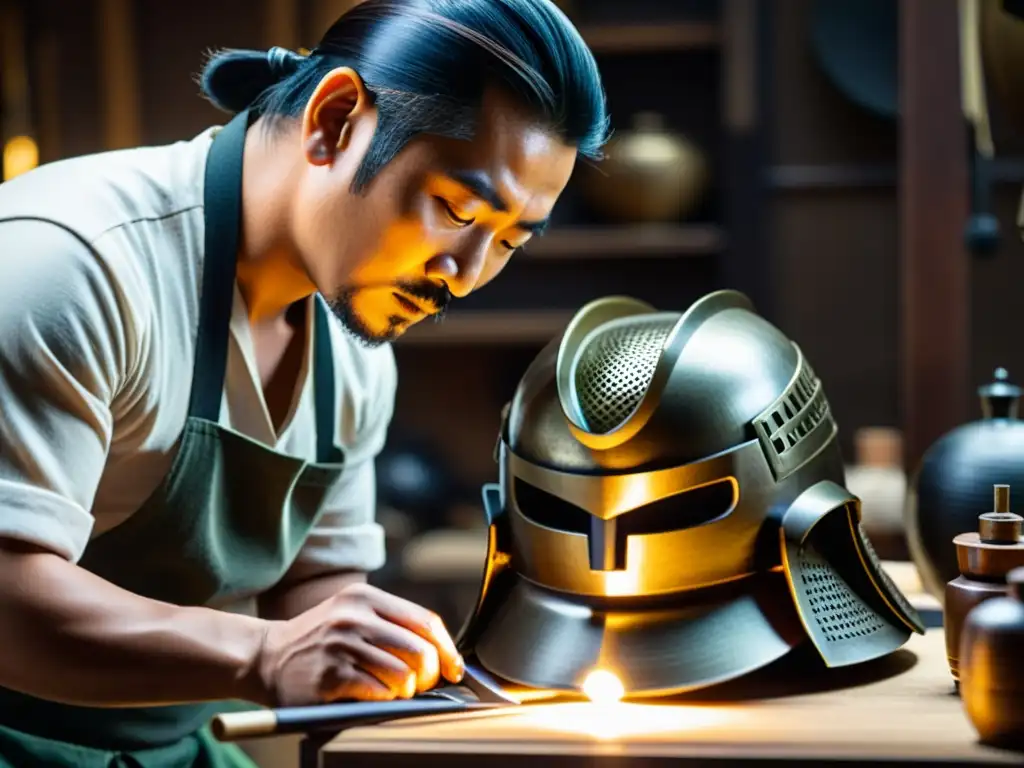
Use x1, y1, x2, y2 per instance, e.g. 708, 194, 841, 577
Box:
326, 281, 452, 348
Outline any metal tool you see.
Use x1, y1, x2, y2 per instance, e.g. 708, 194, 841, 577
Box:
210, 696, 503, 742
210, 662, 517, 742
444, 661, 521, 705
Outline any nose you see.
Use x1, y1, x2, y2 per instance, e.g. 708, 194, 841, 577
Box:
424, 234, 489, 298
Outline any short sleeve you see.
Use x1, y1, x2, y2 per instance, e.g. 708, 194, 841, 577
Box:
283, 343, 398, 580
0, 219, 132, 561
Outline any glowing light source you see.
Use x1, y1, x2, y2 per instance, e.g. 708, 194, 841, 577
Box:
581, 669, 625, 704
517, 701, 738, 741
3, 135, 38, 181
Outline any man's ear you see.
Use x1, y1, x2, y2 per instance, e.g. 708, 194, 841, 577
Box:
301, 67, 372, 166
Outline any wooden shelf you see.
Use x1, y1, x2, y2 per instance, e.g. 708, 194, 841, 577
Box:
397, 311, 574, 347
523, 224, 725, 258
581, 22, 721, 54
767, 160, 1024, 191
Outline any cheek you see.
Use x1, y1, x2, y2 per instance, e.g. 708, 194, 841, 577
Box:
349, 217, 436, 282
292, 176, 355, 280
347, 193, 447, 281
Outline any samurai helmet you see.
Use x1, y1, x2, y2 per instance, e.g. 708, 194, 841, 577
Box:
457, 290, 924, 698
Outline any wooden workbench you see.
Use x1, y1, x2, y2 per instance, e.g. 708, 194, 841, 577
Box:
318, 630, 1018, 766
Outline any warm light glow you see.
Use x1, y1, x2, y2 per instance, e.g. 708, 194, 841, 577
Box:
581, 669, 625, 704
3, 135, 38, 181
515, 702, 738, 741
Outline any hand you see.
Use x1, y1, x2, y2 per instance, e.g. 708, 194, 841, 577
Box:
252, 582, 465, 707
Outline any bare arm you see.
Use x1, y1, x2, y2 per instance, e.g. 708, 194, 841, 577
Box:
0, 221, 269, 707
0, 539, 270, 707
259, 570, 367, 620
0, 222, 460, 709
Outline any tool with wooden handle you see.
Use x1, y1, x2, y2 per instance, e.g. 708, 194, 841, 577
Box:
210, 662, 517, 741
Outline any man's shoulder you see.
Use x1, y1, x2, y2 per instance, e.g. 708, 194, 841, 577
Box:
0, 128, 216, 243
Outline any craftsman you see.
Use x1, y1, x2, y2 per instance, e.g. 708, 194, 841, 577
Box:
0, 0, 608, 765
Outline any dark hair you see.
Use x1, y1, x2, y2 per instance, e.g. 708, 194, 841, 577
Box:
199, 0, 609, 192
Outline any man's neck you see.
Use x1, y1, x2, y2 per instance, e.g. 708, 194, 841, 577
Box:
236, 121, 315, 324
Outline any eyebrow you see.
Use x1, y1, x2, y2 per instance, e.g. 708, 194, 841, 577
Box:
518, 217, 549, 235
448, 169, 550, 236
450, 170, 507, 211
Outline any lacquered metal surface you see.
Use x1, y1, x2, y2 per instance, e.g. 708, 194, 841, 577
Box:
458, 291, 925, 697
504, 439, 768, 595
472, 572, 805, 696
780, 481, 919, 667
555, 296, 656, 434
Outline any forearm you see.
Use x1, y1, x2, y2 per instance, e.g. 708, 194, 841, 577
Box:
0, 539, 269, 708
259, 570, 367, 621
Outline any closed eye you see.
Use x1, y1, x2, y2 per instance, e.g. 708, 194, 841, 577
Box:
434, 196, 474, 226
433, 197, 522, 252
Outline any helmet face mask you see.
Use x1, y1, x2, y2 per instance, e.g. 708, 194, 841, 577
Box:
457, 291, 924, 698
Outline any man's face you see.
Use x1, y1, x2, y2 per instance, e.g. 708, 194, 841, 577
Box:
292, 78, 579, 346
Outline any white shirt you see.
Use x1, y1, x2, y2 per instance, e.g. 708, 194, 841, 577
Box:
0, 126, 397, 605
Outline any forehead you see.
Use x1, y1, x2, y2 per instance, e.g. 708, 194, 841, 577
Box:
433, 88, 577, 202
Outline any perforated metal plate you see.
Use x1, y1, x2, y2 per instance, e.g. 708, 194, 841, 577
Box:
572, 316, 675, 433
753, 348, 838, 481
854, 523, 926, 633
782, 512, 912, 667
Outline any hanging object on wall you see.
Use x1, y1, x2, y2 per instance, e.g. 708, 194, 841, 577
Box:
0, 0, 38, 182
579, 112, 709, 224
905, 368, 1024, 602
810, 0, 1003, 257
962, 0, 1000, 257
980, 0, 1024, 246
980, 0, 1024, 138
810, 0, 897, 119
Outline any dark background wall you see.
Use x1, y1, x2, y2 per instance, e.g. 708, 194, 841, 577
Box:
14, 0, 1024, 490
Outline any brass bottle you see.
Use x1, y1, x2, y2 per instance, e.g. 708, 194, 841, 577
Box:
959, 565, 1024, 748
944, 484, 1024, 682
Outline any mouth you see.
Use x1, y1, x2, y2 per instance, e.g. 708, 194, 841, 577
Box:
393, 292, 428, 317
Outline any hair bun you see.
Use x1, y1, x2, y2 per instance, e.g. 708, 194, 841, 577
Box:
199, 47, 305, 113
266, 47, 306, 78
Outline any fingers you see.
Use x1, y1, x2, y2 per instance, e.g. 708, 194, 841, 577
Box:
358, 614, 441, 694
344, 636, 421, 699
322, 662, 396, 703
350, 586, 464, 684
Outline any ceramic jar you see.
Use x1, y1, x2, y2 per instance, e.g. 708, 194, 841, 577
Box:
959, 565, 1024, 748
944, 484, 1024, 683
906, 368, 1024, 600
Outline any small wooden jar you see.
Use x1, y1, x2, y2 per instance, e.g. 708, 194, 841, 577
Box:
944, 484, 1024, 682
959, 565, 1024, 749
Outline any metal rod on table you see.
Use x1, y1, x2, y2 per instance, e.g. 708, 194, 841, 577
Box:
210, 698, 499, 741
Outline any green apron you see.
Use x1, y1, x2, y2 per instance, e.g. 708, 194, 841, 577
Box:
0, 110, 346, 767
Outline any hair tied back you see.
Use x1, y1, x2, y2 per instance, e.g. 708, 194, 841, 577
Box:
199, 46, 310, 114
266, 47, 307, 79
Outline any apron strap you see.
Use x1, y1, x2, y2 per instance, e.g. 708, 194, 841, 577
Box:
189, 110, 250, 423
190, 110, 340, 464
313, 298, 340, 464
